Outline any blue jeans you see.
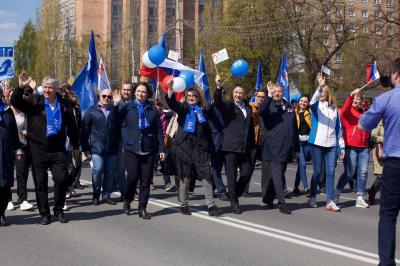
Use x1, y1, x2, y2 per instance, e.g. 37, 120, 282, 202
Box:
336, 147, 369, 196
92, 153, 117, 199
294, 141, 312, 189
310, 145, 337, 202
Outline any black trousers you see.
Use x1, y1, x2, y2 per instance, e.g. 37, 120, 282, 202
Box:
66, 151, 82, 188
369, 174, 382, 195
0, 187, 11, 216
15, 146, 31, 203
223, 151, 252, 205
244, 145, 262, 193
124, 150, 155, 209
378, 158, 400, 266
30, 144, 68, 216
261, 161, 287, 205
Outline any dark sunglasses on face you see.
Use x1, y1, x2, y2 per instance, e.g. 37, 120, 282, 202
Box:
101, 95, 112, 99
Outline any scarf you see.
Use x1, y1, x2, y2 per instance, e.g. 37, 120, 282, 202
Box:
44, 98, 62, 137
135, 99, 150, 129
0, 101, 4, 122
184, 104, 206, 133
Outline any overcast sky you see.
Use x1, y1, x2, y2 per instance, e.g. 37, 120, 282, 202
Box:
0, 0, 42, 47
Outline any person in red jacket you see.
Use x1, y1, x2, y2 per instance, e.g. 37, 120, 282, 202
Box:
335, 88, 370, 208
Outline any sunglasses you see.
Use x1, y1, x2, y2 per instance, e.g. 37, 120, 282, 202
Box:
101, 95, 112, 99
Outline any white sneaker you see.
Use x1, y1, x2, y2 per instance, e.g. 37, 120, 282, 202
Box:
308, 197, 317, 208
326, 201, 341, 212
356, 196, 369, 208
6, 201, 15, 211
20, 201, 34, 211
63, 203, 70, 211
66, 192, 71, 199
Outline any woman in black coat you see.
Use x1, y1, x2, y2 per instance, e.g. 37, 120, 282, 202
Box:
165, 84, 221, 217
114, 82, 165, 219
0, 96, 21, 226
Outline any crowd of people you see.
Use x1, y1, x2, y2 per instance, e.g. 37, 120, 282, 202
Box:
0, 57, 399, 265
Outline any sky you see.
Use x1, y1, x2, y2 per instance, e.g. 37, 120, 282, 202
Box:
0, 0, 42, 47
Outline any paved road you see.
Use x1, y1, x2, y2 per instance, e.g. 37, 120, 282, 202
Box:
2, 161, 399, 266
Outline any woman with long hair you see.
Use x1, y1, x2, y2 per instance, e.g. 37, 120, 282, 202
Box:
292, 94, 312, 196
165, 83, 221, 216
114, 82, 165, 219
308, 73, 345, 211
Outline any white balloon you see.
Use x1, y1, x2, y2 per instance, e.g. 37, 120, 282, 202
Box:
172, 77, 186, 93
142, 51, 157, 68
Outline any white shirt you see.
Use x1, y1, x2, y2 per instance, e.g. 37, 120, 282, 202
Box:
234, 101, 247, 118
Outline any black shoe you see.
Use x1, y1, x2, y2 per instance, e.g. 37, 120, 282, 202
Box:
103, 197, 117, 205
40, 215, 51, 225
231, 204, 242, 214
180, 206, 192, 215
208, 205, 221, 216
123, 201, 131, 215
242, 192, 251, 198
368, 190, 376, 205
55, 212, 69, 223
119, 194, 125, 203
138, 209, 151, 219
218, 193, 229, 201
292, 187, 302, 197
284, 189, 292, 199
0, 214, 9, 226
92, 194, 100, 206
278, 204, 291, 214
266, 203, 276, 209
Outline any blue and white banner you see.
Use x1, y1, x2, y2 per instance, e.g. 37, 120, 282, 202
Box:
0, 47, 14, 81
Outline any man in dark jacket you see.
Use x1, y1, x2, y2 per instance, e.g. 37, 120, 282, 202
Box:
259, 83, 299, 214
81, 89, 119, 205
214, 75, 255, 214
0, 89, 21, 226
11, 74, 79, 225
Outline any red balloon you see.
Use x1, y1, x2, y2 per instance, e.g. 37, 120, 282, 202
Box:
161, 75, 174, 93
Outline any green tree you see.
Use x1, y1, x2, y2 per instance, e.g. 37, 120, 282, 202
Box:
14, 20, 37, 80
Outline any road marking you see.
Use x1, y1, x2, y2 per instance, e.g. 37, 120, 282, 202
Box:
150, 199, 383, 264
79, 178, 394, 264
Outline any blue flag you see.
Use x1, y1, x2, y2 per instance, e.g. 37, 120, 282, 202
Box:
159, 32, 166, 51
0, 59, 14, 81
251, 61, 263, 103
199, 48, 211, 104
277, 52, 290, 102
72, 31, 98, 114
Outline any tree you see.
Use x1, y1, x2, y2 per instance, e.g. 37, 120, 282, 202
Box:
14, 20, 37, 80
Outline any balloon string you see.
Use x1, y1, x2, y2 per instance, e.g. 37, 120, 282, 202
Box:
221, 73, 232, 86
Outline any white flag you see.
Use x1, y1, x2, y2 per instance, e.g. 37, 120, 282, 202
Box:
98, 57, 111, 91
321, 65, 331, 76
212, 48, 229, 65
167, 50, 180, 62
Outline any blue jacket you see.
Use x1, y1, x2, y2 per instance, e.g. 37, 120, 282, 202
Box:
117, 101, 165, 154
81, 105, 119, 155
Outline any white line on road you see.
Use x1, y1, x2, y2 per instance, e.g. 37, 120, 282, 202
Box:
79, 178, 396, 264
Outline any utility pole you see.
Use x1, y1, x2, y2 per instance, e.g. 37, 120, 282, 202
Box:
175, 0, 183, 62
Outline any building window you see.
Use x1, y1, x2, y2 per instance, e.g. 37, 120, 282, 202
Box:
375, 24, 382, 34
362, 24, 368, 33
349, 23, 356, 32
374, 0, 380, 4
375, 10, 381, 18
112, 22, 119, 32
323, 38, 329, 46
387, 26, 393, 35
387, 12, 393, 20
361, 10, 368, 18
386, 0, 393, 5
375, 40, 381, 48
361, 0, 367, 3
348, 8, 355, 16
149, 24, 154, 33
335, 24, 343, 32
335, 52, 343, 62
112, 3, 120, 15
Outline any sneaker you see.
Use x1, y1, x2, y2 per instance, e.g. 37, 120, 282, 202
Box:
73, 181, 85, 189
62, 203, 70, 211
66, 192, 72, 199
6, 201, 15, 211
308, 197, 317, 208
165, 183, 176, 192
356, 196, 369, 208
133, 191, 139, 201
20, 201, 34, 211
218, 193, 229, 201
208, 205, 222, 216
284, 189, 291, 199
326, 201, 341, 212
292, 187, 302, 197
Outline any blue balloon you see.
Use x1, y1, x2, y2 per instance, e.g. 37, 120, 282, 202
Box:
148, 45, 166, 66
178, 70, 195, 88
231, 59, 249, 77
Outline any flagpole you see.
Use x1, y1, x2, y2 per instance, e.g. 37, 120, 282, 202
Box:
359, 79, 378, 91
221, 73, 232, 86
212, 59, 219, 76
